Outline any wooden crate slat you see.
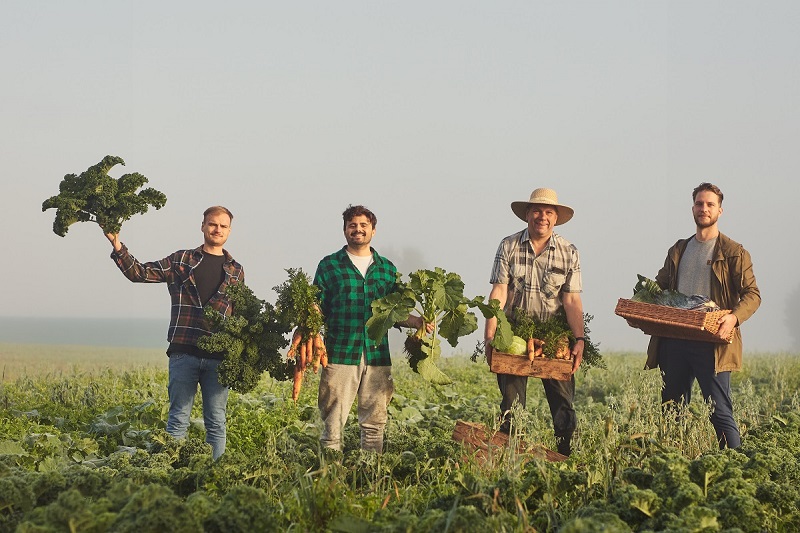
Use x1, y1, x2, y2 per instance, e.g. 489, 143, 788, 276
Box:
490, 351, 572, 380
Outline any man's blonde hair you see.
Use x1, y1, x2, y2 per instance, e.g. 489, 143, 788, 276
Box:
203, 206, 233, 223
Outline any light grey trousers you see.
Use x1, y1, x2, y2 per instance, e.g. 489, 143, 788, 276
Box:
318, 355, 394, 452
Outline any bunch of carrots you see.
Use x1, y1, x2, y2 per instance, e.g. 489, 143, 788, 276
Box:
526, 337, 570, 360
287, 329, 327, 400
273, 268, 326, 401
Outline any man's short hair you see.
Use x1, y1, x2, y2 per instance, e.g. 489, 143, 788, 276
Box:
342, 205, 377, 229
204, 206, 234, 223
692, 183, 724, 205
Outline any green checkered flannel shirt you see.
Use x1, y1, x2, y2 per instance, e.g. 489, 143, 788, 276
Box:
313, 246, 398, 366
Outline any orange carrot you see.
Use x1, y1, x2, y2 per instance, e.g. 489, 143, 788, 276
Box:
287, 329, 303, 359
314, 334, 328, 369
305, 337, 314, 372
532, 339, 544, 358
292, 361, 303, 401
527, 338, 535, 361
298, 337, 307, 371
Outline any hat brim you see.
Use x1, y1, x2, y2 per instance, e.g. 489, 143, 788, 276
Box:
510, 202, 574, 225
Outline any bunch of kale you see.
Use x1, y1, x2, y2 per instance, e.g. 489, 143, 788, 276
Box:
198, 283, 292, 394
42, 155, 167, 236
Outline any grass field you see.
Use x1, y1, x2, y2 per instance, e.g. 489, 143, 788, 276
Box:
0, 343, 167, 382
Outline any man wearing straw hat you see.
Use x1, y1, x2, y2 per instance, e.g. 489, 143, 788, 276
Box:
645, 182, 760, 449
484, 188, 585, 456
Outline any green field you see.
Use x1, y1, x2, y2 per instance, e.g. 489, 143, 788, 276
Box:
2, 345, 799, 531
1, 343, 167, 382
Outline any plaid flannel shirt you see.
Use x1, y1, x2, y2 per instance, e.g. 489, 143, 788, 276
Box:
490, 229, 581, 321
111, 244, 245, 351
313, 246, 397, 366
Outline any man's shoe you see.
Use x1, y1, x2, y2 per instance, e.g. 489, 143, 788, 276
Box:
556, 437, 571, 457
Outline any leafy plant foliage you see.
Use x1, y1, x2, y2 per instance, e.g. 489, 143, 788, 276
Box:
506, 308, 605, 369
198, 282, 292, 393
366, 268, 511, 384
42, 155, 167, 236
2, 353, 800, 531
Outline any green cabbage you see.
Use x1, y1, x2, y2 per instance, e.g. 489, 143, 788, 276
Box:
506, 336, 527, 356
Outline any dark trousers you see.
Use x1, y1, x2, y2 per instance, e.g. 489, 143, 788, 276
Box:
496, 373, 576, 439
658, 337, 740, 449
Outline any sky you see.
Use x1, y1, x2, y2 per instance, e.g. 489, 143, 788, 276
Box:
3, 1, 798, 354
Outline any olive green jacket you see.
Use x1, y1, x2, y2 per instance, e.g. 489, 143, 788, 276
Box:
645, 232, 761, 373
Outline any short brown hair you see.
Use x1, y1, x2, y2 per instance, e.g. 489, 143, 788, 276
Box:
692, 183, 723, 205
203, 206, 233, 223
342, 204, 377, 229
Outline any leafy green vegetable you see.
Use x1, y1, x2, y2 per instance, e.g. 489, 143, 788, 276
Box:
631, 274, 719, 311
272, 268, 327, 398
42, 155, 167, 237
503, 308, 605, 369
506, 336, 527, 356
272, 268, 324, 338
198, 283, 292, 393
366, 268, 511, 384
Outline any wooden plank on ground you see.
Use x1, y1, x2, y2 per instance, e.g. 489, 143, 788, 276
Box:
452, 420, 567, 463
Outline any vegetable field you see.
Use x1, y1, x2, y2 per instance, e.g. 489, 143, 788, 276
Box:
2, 346, 800, 532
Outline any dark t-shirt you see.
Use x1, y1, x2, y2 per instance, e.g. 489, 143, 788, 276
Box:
168, 251, 226, 358
194, 252, 226, 304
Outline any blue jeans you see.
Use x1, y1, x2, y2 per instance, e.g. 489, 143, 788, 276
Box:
167, 353, 229, 459
658, 338, 740, 449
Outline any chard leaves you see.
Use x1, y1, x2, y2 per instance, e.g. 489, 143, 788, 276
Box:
366, 267, 510, 383
366, 289, 415, 344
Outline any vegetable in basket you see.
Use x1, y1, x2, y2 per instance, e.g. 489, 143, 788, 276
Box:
631, 274, 719, 311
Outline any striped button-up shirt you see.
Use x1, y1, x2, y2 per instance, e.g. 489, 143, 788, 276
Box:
314, 246, 398, 366
490, 229, 581, 321
111, 244, 245, 355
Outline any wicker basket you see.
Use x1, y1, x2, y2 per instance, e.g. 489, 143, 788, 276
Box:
490, 350, 572, 380
615, 298, 733, 344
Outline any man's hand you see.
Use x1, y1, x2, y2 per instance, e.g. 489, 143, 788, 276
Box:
716, 313, 738, 341
403, 315, 434, 333
570, 339, 584, 373
105, 231, 122, 252
485, 342, 493, 367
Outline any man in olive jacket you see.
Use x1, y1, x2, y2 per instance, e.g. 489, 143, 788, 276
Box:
645, 183, 760, 449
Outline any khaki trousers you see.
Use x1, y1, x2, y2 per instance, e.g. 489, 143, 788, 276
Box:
318, 355, 394, 452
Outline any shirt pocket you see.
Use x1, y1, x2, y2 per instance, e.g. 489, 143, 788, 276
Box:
541, 271, 566, 300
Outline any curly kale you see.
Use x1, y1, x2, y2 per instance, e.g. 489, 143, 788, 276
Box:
198, 283, 292, 394
42, 155, 167, 236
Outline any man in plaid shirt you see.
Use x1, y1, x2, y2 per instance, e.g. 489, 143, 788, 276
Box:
314, 205, 425, 453
105, 206, 244, 459
484, 188, 585, 457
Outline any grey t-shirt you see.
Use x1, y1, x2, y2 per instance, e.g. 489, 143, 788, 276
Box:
677, 236, 715, 297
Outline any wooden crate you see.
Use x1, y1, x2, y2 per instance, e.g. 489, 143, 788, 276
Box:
451, 420, 567, 463
615, 298, 733, 344
490, 350, 572, 381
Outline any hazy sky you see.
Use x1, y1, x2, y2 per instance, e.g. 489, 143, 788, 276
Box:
3, 1, 798, 353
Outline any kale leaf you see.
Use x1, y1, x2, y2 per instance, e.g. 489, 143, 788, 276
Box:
42, 155, 167, 236
198, 283, 292, 394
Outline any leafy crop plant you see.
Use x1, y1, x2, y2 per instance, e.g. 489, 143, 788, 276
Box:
42, 155, 167, 236
366, 267, 511, 384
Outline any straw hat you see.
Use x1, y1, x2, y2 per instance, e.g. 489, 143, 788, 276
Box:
510, 188, 574, 225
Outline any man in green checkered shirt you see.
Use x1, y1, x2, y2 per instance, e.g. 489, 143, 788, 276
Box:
314, 205, 425, 452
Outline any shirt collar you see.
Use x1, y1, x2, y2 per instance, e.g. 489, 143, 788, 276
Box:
520, 229, 556, 249
336, 245, 381, 264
